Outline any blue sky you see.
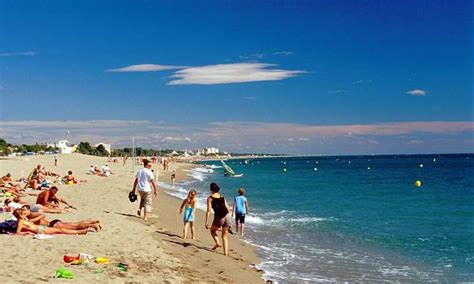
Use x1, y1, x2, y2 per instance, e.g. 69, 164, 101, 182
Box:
0, 0, 472, 154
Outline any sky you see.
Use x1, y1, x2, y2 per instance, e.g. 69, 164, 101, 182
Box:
0, 0, 472, 155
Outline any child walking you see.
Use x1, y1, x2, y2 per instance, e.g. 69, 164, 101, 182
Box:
232, 187, 249, 237
179, 188, 197, 239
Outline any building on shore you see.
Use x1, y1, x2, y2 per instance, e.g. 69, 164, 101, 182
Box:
47, 140, 77, 154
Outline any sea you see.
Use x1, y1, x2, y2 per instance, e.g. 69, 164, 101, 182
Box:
158, 154, 474, 283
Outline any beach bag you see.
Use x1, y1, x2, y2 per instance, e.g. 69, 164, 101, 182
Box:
0, 220, 17, 234
212, 196, 229, 219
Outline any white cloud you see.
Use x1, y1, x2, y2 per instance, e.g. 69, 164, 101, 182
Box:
273, 51, 294, 56
0, 51, 37, 57
167, 63, 305, 85
406, 89, 427, 96
404, 140, 424, 145
107, 64, 186, 72
161, 136, 192, 142
328, 90, 347, 94
1, 120, 472, 154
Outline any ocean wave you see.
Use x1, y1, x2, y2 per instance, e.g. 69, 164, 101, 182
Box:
192, 167, 214, 173
205, 164, 222, 169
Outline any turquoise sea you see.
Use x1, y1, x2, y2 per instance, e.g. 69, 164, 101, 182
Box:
159, 154, 473, 282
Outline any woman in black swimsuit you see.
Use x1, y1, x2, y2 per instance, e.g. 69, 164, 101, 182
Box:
205, 182, 231, 256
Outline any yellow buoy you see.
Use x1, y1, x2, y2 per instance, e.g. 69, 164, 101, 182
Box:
415, 180, 422, 187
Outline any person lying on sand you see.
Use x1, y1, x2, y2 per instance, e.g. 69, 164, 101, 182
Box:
4, 198, 66, 214
21, 205, 101, 231
1, 173, 16, 187
1, 185, 24, 198
41, 166, 60, 178
36, 186, 74, 209
13, 208, 87, 235
2, 198, 23, 212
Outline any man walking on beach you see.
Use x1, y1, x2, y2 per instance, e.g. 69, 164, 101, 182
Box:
132, 159, 158, 221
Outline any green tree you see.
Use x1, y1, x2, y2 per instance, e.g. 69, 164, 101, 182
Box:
78, 141, 94, 154
95, 144, 109, 156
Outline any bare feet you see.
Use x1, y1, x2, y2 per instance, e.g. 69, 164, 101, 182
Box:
212, 244, 222, 251
78, 229, 88, 235
137, 210, 141, 217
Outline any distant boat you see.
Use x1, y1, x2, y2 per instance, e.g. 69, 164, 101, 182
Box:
244, 159, 249, 164
219, 157, 243, 178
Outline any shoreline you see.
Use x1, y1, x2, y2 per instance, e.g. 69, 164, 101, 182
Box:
146, 161, 265, 282
0, 154, 264, 282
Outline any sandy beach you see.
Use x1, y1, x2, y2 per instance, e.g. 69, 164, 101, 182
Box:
0, 154, 263, 282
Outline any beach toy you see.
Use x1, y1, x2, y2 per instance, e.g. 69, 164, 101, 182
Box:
67, 181, 73, 185
415, 180, 422, 187
95, 257, 109, 264
55, 267, 74, 279
63, 255, 78, 263
117, 262, 129, 272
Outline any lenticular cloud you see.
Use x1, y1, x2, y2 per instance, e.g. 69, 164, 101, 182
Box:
167, 63, 305, 85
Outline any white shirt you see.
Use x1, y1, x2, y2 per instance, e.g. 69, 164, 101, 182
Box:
101, 165, 109, 173
136, 168, 154, 193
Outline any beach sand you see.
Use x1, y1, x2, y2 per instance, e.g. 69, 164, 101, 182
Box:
0, 154, 263, 282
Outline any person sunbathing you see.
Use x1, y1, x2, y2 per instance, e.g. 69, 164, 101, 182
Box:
21, 205, 102, 231
41, 167, 60, 178
62, 171, 86, 184
13, 208, 87, 235
94, 166, 107, 177
7, 197, 65, 214
36, 186, 74, 209
1, 173, 15, 186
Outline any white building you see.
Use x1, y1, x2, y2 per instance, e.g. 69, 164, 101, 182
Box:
205, 147, 220, 155
94, 143, 112, 154
47, 140, 76, 154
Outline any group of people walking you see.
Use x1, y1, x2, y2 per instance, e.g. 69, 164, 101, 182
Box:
131, 160, 249, 256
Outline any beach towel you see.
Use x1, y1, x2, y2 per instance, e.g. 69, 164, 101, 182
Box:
0, 220, 17, 234
33, 234, 54, 240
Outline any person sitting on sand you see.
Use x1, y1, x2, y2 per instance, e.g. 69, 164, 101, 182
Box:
205, 182, 232, 256
101, 164, 113, 176
179, 188, 197, 239
26, 165, 46, 190
21, 205, 101, 231
36, 186, 74, 209
62, 170, 86, 185
94, 165, 107, 177
232, 187, 249, 237
13, 208, 87, 235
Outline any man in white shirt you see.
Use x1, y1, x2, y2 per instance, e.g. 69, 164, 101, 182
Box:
101, 164, 113, 176
132, 160, 158, 220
